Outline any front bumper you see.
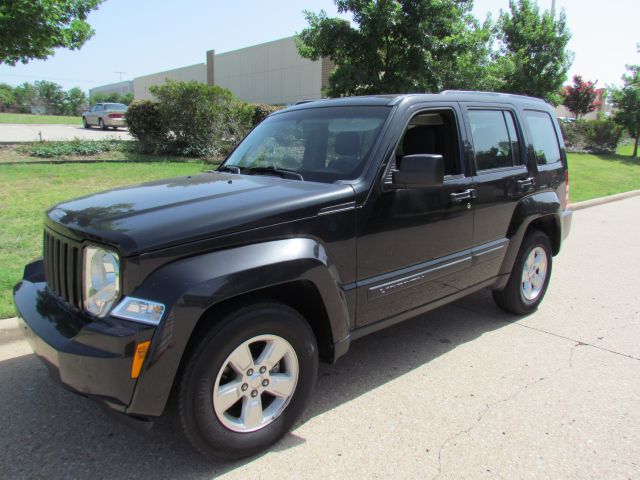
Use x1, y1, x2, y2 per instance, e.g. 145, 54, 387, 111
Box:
13, 260, 155, 413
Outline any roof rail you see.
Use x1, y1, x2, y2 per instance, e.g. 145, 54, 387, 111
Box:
294, 98, 326, 105
440, 90, 546, 103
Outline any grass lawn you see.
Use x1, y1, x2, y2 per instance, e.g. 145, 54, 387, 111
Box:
0, 161, 212, 319
0, 112, 82, 125
567, 151, 640, 203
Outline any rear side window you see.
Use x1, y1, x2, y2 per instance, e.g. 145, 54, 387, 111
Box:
524, 110, 562, 165
468, 110, 521, 171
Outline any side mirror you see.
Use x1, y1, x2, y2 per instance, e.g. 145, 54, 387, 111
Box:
392, 154, 444, 188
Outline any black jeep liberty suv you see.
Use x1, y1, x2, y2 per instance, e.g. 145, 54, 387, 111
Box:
14, 91, 572, 459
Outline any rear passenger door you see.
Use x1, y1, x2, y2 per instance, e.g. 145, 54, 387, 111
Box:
461, 104, 533, 283
521, 109, 566, 202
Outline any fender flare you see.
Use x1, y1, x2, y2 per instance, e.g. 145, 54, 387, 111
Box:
126, 238, 351, 417
497, 191, 562, 281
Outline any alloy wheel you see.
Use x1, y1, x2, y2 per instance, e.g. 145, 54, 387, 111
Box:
212, 334, 299, 433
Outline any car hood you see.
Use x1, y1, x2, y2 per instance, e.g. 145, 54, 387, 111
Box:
46, 172, 355, 255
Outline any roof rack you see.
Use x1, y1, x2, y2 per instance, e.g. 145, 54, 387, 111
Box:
294, 98, 326, 105
440, 90, 546, 103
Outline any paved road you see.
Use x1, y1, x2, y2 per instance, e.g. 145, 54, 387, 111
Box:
0, 197, 638, 479
0, 123, 132, 142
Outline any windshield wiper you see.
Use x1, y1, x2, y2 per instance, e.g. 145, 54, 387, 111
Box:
217, 165, 241, 174
244, 166, 304, 181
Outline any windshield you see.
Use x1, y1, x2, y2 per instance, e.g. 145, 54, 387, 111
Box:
224, 106, 390, 183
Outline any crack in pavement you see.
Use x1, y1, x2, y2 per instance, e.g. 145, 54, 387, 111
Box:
431, 340, 584, 480
451, 303, 640, 362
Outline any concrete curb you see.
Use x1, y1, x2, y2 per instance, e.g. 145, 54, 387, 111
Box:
569, 189, 640, 211
0, 317, 23, 344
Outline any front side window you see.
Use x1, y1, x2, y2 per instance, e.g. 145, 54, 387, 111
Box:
224, 106, 390, 183
468, 110, 521, 171
524, 110, 562, 165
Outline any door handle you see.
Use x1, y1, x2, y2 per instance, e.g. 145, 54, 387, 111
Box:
517, 177, 535, 191
450, 189, 476, 203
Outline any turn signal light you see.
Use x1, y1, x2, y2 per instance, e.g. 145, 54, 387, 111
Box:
131, 341, 151, 379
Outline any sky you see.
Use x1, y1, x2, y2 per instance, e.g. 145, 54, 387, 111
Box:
0, 0, 638, 92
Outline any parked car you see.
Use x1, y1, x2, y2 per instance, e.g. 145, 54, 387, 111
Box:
15, 91, 572, 460
82, 102, 128, 130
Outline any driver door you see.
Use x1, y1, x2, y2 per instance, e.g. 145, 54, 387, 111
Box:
355, 104, 476, 327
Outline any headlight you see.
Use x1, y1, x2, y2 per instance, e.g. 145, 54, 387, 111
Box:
83, 246, 120, 317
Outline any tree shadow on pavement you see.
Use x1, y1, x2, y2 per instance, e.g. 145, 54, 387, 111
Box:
0, 290, 514, 479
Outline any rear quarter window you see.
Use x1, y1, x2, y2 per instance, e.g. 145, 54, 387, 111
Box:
524, 110, 562, 165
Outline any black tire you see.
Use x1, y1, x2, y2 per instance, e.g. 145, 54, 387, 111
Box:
99, 118, 107, 130
82, 117, 90, 129
493, 230, 553, 315
176, 302, 318, 460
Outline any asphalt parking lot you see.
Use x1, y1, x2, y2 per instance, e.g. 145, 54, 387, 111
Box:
0, 196, 638, 479
0, 123, 132, 142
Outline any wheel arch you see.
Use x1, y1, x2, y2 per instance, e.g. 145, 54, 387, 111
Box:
125, 238, 351, 418
498, 191, 562, 281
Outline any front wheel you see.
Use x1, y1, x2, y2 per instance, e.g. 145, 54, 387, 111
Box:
82, 117, 90, 129
493, 230, 552, 315
176, 302, 318, 459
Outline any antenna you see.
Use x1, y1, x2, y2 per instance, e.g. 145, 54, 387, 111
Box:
114, 71, 126, 82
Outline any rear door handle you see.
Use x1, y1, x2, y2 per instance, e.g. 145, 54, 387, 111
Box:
450, 189, 476, 203
517, 177, 535, 191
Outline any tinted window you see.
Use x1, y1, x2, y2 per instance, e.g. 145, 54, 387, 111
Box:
225, 106, 390, 183
524, 110, 561, 165
468, 110, 519, 170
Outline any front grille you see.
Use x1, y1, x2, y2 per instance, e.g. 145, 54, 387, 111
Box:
43, 230, 82, 308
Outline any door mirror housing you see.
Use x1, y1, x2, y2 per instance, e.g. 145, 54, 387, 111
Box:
392, 154, 444, 188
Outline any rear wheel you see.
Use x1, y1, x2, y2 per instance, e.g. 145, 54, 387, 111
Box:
99, 118, 107, 130
176, 302, 318, 459
493, 230, 552, 315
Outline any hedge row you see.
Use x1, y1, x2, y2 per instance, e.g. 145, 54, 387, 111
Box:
559, 118, 623, 154
125, 81, 284, 157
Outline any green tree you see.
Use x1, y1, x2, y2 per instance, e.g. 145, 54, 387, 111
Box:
563, 75, 600, 119
0, 0, 103, 66
495, 0, 573, 105
12, 82, 38, 113
297, 0, 495, 96
34, 80, 66, 115
0, 83, 15, 112
90, 92, 133, 105
64, 87, 88, 115
612, 65, 640, 158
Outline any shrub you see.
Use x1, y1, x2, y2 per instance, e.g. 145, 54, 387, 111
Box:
149, 80, 253, 157
21, 138, 126, 158
126, 100, 167, 149
559, 118, 623, 154
252, 103, 284, 126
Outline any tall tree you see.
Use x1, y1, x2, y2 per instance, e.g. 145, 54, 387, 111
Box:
34, 80, 66, 115
563, 75, 600, 119
297, 0, 495, 96
0, 0, 104, 66
65, 87, 88, 115
12, 83, 38, 113
0, 83, 15, 112
495, 0, 573, 105
613, 65, 640, 158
